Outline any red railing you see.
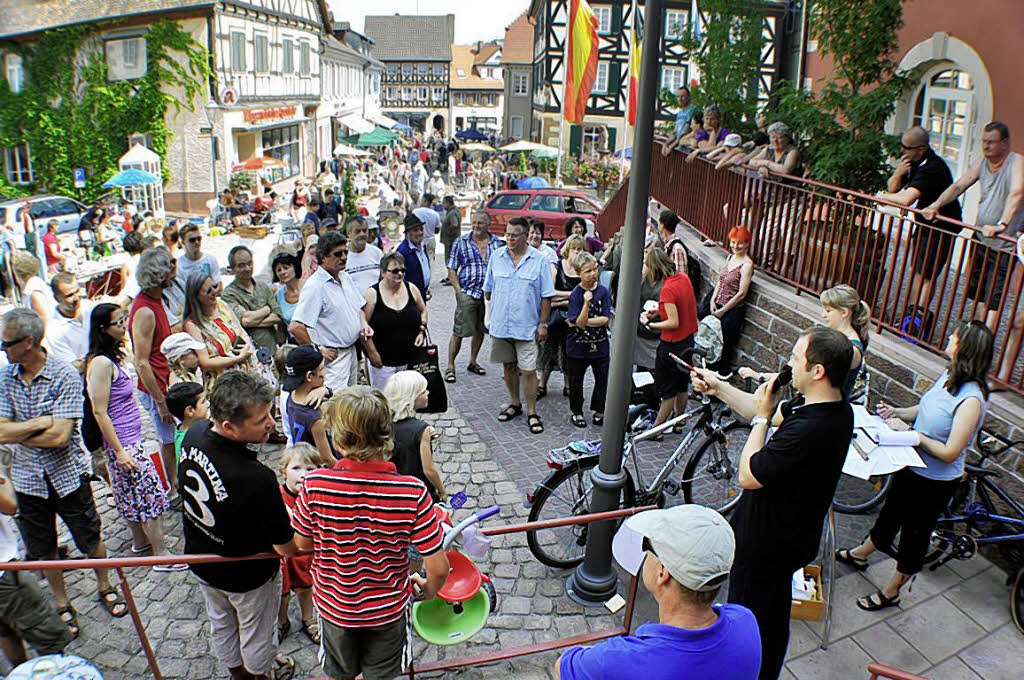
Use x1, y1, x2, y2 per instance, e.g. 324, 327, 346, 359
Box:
598, 142, 1024, 393
1, 506, 655, 680
867, 662, 929, 680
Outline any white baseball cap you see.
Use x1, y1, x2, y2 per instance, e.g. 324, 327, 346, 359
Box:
160, 332, 205, 361
724, 133, 743, 148
612, 504, 735, 592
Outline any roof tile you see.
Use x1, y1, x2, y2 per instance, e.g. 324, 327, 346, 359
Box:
364, 14, 455, 62
501, 10, 533, 65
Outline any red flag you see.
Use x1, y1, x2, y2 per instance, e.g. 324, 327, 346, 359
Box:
627, 29, 641, 126
562, 0, 600, 125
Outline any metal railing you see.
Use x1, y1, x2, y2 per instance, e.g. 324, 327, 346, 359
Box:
597, 142, 1024, 394
0, 506, 656, 680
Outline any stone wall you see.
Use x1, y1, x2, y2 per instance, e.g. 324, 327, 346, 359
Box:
675, 227, 1024, 472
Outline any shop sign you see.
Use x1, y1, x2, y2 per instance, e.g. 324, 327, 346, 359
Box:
243, 106, 297, 124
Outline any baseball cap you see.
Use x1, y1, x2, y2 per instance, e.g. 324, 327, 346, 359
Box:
282, 345, 324, 392
611, 504, 735, 592
404, 212, 425, 232
160, 332, 205, 362
724, 133, 743, 148
320, 217, 338, 230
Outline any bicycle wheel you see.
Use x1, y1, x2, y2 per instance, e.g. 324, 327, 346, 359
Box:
1012, 567, 1024, 635
526, 461, 637, 569
833, 473, 892, 514
681, 420, 751, 515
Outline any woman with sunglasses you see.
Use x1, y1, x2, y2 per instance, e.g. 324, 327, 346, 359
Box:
361, 253, 428, 388
181, 272, 256, 388
837, 321, 994, 611
86, 304, 183, 570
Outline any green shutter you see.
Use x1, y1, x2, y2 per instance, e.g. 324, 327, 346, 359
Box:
607, 126, 617, 154
611, 4, 622, 34
569, 125, 583, 158
609, 60, 622, 102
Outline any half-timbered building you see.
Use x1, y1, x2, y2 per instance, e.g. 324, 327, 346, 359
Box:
450, 43, 504, 136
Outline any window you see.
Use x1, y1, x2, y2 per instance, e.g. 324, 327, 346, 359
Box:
261, 125, 300, 182
402, 87, 413, 101
487, 193, 529, 210
417, 64, 428, 76
457, 69, 466, 77
230, 31, 245, 72
912, 67, 975, 177
530, 194, 566, 213
5, 53, 24, 93
418, 87, 428, 100
387, 64, 397, 77
106, 37, 147, 81
299, 42, 310, 75
511, 115, 523, 138
254, 34, 268, 73
594, 6, 612, 34
512, 72, 528, 96
455, 93, 464, 106
660, 66, 686, 93
665, 10, 688, 39
4, 143, 33, 184
282, 38, 293, 74
432, 64, 444, 77
402, 64, 413, 77
432, 86, 444, 102
387, 86, 398, 100
50, 198, 81, 218
594, 61, 609, 94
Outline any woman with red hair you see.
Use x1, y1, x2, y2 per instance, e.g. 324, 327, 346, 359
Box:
700, 226, 754, 371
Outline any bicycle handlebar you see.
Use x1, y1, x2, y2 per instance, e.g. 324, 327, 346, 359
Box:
976, 428, 1024, 459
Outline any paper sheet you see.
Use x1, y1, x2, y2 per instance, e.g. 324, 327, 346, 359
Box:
632, 371, 654, 388
842, 410, 926, 479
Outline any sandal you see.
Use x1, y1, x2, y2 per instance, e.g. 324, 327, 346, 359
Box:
857, 590, 900, 612
467, 362, 487, 376
56, 605, 80, 639
97, 587, 129, 618
536, 385, 547, 400
277, 618, 291, 640
570, 414, 587, 428
835, 548, 869, 571
592, 414, 604, 426
302, 617, 321, 644
498, 404, 523, 422
270, 654, 296, 680
527, 414, 545, 434
444, 368, 457, 383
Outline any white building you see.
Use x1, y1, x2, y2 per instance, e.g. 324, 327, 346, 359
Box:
450, 43, 504, 135
317, 35, 385, 161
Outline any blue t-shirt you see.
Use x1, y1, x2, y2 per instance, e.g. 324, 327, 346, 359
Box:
675, 105, 697, 139
566, 284, 611, 359
559, 605, 761, 680
286, 394, 324, 450
912, 371, 986, 481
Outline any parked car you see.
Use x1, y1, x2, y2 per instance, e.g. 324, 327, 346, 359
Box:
0, 194, 89, 249
482, 189, 603, 239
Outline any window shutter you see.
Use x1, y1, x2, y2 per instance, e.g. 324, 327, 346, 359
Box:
608, 60, 621, 101
611, 5, 622, 34
569, 124, 583, 158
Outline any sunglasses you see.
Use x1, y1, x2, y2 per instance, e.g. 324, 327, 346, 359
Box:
386, 267, 406, 274
187, 237, 202, 244
107, 317, 127, 328
900, 144, 925, 151
2, 335, 29, 350
329, 250, 348, 259
203, 286, 217, 296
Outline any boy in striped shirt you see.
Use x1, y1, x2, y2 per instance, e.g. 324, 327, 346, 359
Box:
292, 386, 449, 680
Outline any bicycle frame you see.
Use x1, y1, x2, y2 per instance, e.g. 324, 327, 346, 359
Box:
937, 472, 1024, 546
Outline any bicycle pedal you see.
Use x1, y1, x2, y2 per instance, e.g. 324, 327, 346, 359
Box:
663, 480, 680, 496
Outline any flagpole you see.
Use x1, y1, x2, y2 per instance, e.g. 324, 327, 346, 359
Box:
556, 7, 572, 187
619, 0, 637, 184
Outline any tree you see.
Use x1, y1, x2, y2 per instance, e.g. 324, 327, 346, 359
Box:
774, 0, 907, 192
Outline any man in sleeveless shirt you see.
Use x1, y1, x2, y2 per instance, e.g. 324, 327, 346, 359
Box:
923, 121, 1024, 381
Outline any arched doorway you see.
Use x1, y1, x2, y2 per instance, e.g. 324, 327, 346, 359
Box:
432, 114, 445, 135
910, 66, 974, 180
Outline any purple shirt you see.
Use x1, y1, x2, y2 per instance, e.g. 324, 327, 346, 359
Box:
695, 128, 731, 145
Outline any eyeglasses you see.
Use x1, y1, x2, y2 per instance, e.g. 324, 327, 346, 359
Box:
107, 317, 127, 328
203, 286, 217, 296
329, 249, 348, 259
61, 288, 83, 300
1, 336, 29, 350
386, 268, 406, 274
187, 237, 202, 244
900, 144, 925, 151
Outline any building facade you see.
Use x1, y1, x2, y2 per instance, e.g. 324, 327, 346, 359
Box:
450, 43, 504, 135
502, 11, 535, 140
364, 14, 455, 137
317, 35, 384, 161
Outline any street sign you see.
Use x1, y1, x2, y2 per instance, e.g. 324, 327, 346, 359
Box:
74, 168, 86, 189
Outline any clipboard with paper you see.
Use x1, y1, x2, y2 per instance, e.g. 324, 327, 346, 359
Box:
842, 405, 926, 480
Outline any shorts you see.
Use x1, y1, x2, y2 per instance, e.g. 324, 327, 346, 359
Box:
0, 569, 73, 653
452, 292, 485, 338
198, 571, 281, 676
281, 554, 314, 593
967, 243, 1014, 307
654, 337, 694, 400
319, 613, 408, 680
16, 476, 103, 560
909, 227, 955, 279
490, 336, 539, 372
139, 390, 176, 446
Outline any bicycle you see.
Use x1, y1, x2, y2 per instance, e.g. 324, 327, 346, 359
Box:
525, 350, 751, 569
921, 431, 1024, 634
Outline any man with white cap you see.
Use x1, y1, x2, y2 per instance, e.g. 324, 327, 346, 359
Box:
556, 505, 761, 680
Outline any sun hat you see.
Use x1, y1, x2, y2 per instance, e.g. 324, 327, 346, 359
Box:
282, 345, 324, 392
160, 333, 205, 362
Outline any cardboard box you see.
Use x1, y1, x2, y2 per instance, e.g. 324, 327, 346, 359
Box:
791, 564, 825, 621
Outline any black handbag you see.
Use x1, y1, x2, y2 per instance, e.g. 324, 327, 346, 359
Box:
409, 330, 448, 414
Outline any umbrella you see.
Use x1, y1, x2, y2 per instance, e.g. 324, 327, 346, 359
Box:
333, 143, 373, 157
517, 176, 550, 189
613, 147, 633, 160
394, 122, 414, 133
456, 128, 489, 141
102, 168, 160, 188
232, 156, 286, 172
499, 140, 550, 153
461, 143, 495, 152
340, 126, 399, 148
530, 147, 559, 159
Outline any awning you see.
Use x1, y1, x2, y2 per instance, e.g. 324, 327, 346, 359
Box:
368, 112, 399, 129
338, 114, 375, 134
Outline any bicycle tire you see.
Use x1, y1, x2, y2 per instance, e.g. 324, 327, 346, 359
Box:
526, 461, 637, 569
833, 473, 892, 514
1012, 566, 1024, 635
680, 420, 752, 515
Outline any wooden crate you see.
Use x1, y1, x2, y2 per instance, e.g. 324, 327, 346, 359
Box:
790, 564, 825, 621
235, 225, 270, 240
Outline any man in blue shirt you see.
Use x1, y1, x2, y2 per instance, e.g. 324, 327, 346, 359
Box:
483, 217, 554, 434
396, 213, 431, 300
660, 86, 698, 156
557, 505, 761, 680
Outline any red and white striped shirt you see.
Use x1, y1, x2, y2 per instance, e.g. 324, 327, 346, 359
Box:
291, 458, 443, 628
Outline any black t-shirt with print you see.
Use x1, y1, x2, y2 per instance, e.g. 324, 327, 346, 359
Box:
179, 420, 293, 592
730, 396, 853, 573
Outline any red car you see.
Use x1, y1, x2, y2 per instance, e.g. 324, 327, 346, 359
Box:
482, 189, 603, 238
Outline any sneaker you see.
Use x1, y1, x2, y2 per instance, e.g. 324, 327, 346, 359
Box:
152, 563, 189, 572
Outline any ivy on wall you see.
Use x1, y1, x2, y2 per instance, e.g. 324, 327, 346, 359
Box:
0, 20, 209, 202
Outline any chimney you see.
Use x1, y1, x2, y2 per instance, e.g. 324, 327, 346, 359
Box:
476, 40, 482, 54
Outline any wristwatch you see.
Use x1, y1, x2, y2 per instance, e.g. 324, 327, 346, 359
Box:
750, 416, 769, 427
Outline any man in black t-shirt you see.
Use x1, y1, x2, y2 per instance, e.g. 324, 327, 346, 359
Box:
179, 371, 297, 680
875, 126, 962, 340
691, 327, 853, 680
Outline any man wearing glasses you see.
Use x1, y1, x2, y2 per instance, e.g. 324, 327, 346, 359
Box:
289, 231, 374, 392
43, 272, 93, 374
175, 223, 221, 300
874, 126, 962, 343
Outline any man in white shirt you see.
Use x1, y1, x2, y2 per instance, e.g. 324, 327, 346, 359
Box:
288, 231, 373, 392
343, 216, 383, 292
43, 272, 92, 374
412, 193, 441, 266
428, 169, 446, 197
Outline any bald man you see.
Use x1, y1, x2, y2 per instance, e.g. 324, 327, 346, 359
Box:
875, 126, 962, 342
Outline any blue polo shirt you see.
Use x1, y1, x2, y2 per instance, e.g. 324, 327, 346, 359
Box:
559, 605, 761, 680
482, 245, 555, 341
